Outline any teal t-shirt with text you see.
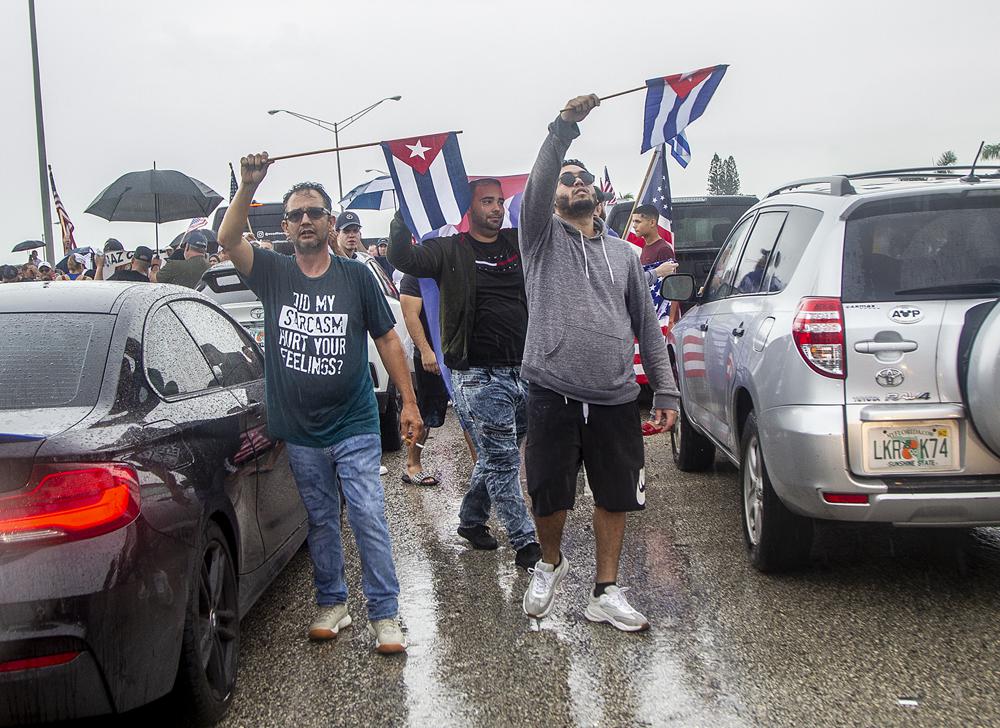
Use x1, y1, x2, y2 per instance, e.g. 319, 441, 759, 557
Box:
242, 248, 395, 448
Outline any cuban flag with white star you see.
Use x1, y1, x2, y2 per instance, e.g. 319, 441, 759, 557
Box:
641, 65, 727, 153
382, 133, 471, 240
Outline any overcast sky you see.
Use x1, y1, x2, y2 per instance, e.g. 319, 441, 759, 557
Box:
2, 0, 998, 265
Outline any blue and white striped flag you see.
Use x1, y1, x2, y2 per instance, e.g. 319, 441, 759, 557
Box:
340, 175, 397, 211
382, 132, 471, 240
669, 131, 691, 168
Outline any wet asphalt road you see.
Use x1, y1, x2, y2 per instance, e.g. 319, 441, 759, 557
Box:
76, 413, 1000, 727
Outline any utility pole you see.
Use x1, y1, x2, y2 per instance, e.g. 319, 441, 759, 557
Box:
28, 0, 55, 263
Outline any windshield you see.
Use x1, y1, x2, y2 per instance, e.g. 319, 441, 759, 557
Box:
0, 313, 114, 410
842, 192, 1000, 302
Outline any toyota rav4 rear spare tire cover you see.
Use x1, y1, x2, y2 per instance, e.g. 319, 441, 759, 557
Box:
961, 301, 1000, 458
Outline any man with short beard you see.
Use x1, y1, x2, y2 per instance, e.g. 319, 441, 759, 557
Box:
387, 178, 541, 571
518, 95, 680, 631
218, 153, 421, 655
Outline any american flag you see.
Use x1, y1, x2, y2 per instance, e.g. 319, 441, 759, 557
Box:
47, 165, 76, 256
185, 217, 208, 233
229, 163, 238, 202
626, 144, 674, 247
601, 166, 617, 204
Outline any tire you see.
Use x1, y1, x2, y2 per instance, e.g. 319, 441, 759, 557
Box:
670, 398, 716, 472
740, 411, 813, 573
380, 383, 402, 452
175, 521, 240, 726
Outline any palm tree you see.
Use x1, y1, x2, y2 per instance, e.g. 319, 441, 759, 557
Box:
983, 143, 1000, 161
935, 150, 957, 166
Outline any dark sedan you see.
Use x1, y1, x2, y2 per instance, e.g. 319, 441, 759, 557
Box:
0, 281, 307, 726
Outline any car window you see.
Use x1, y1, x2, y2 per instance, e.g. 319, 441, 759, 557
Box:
144, 306, 218, 397
672, 203, 756, 251
0, 313, 113, 410
702, 215, 753, 303
762, 207, 823, 293
170, 300, 264, 387
842, 192, 1000, 302
733, 212, 788, 295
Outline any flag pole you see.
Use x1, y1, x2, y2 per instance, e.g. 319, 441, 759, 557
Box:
560, 86, 646, 112
268, 132, 463, 163
624, 149, 659, 240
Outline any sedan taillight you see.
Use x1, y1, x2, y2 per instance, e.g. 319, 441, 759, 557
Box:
792, 297, 846, 379
0, 464, 140, 545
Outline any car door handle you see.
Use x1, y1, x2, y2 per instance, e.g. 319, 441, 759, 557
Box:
699, 322, 709, 332
854, 340, 918, 353
732, 324, 745, 338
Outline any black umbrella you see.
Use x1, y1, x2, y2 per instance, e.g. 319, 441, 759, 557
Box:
12, 240, 46, 253
85, 167, 223, 252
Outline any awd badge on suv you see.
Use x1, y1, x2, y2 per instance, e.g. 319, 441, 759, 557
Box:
876, 367, 905, 387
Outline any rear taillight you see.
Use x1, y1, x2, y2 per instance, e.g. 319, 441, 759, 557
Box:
0, 464, 140, 545
792, 297, 846, 379
0, 652, 80, 673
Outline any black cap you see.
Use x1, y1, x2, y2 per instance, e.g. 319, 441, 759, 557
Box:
133, 246, 155, 263
1, 265, 18, 280
185, 230, 209, 251
104, 238, 124, 252
335, 211, 362, 230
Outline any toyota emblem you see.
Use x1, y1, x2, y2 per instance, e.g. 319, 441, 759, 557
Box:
875, 368, 905, 387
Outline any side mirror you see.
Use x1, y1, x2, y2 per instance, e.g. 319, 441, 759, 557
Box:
661, 273, 696, 302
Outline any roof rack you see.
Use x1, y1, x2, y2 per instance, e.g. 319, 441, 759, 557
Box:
767, 166, 1000, 199
766, 176, 856, 198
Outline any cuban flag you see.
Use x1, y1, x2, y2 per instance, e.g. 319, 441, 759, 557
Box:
339, 175, 396, 211
669, 131, 691, 168
418, 174, 528, 396
382, 133, 471, 240
641, 64, 728, 153
626, 145, 674, 250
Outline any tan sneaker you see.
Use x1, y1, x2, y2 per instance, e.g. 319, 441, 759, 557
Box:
367, 617, 407, 654
308, 604, 352, 640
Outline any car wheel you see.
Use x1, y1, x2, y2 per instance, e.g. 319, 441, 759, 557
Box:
671, 398, 716, 471
380, 383, 402, 452
740, 411, 813, 573
175, 521, 239, 726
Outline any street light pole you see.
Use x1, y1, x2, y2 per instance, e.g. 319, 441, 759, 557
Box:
28, 0, 54, 264
268, 96, 401, 205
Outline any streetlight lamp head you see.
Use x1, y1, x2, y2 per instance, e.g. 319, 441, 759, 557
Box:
267, 109, 281, 115
389, 96, 402, 101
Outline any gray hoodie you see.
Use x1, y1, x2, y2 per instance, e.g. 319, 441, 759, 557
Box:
518, 116, 680, 411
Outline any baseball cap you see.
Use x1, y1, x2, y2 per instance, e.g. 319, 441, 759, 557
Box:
133, 246, 155, 263
185, 230, 209, 251
38, 261, 52, 270
2, 265, 18, 280
335, 211, 362, 230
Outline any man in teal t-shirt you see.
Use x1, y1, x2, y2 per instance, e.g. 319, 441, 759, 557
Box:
219, 153, 422, 655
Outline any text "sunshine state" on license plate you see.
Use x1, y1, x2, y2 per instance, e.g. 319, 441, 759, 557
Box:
863, 421, 959, 473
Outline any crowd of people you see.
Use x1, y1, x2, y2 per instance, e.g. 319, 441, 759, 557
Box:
211, 92, 682, 656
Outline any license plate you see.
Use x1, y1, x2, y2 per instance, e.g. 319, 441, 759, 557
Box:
862, 420, 959, 473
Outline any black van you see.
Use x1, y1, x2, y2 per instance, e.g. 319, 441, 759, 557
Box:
607, 195, 758, 285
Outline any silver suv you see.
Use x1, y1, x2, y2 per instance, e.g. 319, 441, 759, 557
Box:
664, 166, 1000, 571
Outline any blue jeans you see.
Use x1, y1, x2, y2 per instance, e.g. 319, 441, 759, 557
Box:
450, 367, 536, 550
286, 434, 399, 620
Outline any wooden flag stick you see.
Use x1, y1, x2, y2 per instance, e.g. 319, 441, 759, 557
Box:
269, 132, 464, 163
560, 85, 646, 112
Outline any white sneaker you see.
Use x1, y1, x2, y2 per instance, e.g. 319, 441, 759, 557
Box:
584, 585, 650, 632
308, 604, 352, 640
522, 555, 569, 618
368, 617, 407, 654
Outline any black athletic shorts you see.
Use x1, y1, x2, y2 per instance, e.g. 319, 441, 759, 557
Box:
413, 351, 449, 429
524, 382, 646, 517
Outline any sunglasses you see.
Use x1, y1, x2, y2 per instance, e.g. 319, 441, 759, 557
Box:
559, 171, 596, 186
283, 206, 330, 223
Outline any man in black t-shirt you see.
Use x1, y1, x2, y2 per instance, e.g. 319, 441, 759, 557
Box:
388, 179, 541, 571
107, 246, 155, 282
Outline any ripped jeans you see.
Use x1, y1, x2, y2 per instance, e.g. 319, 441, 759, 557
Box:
450, 367, 536, 550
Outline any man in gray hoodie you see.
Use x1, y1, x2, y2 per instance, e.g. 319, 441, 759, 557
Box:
519, 94, 680, 631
